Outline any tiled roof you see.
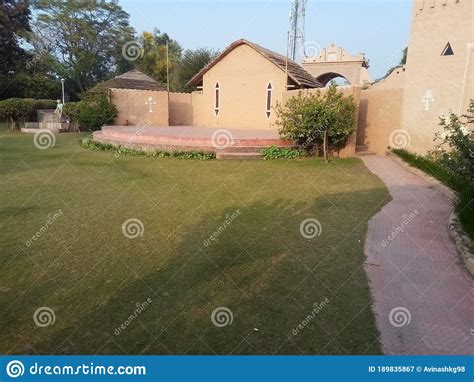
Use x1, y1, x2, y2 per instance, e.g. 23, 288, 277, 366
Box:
187, 39, 323, 89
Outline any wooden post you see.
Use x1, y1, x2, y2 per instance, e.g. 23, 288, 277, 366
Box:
285, 31, 290, 91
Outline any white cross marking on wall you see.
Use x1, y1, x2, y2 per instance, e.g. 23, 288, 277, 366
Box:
145, 96, 156, 113
421, 90, 435, 111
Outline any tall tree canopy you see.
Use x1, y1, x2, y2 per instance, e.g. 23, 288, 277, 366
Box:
178, 48, 219, 92
135, 29, 182, 90
33, 0, 135, 94
0, 0, 31, 74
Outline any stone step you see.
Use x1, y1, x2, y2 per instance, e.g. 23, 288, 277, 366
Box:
216, 152, 262, 160
356, 145, 368, 152
356, 151, 377, 157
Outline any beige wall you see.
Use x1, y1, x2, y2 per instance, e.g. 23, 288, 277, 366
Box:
191, 44, 287, 130
110, 89, 169, 126
401, 0, 474, 153
358, 89, 404, 154
169, 92, 193, 125
370, 66, 406, 90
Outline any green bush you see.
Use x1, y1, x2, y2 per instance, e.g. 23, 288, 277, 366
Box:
0, 98, 57, 130
275, 83, 357, 160
262, 146, 305, 160
73, 94, 117, 131
433, 99, 474, 184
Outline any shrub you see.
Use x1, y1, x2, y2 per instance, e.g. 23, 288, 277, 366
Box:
0, 98, 56, 130
433, 99, 474, 183
275, 83, 357, 160
73, 94, 117, 131
262, 146, 305, 160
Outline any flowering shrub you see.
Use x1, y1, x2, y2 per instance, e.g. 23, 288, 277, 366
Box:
433, 100, 474, 183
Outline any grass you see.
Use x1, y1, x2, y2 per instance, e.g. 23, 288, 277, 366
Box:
392, 149, 474, 241
0, 123, 391, 355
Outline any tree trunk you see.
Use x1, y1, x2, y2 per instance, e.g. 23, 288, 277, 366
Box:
323, 130, 328, 162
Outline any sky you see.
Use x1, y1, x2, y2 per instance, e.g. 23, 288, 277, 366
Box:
120, 0, 413, 80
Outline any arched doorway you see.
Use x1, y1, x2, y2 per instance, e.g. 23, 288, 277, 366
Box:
302, 44, 372, 86
316, 72, 351, 87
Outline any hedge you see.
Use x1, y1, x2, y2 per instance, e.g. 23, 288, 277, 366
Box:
0, 98, 57, 130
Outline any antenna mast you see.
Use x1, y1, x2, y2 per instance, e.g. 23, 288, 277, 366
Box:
289, 0, 307, 62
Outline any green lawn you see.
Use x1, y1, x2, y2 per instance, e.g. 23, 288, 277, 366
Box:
0, 124, 391, 355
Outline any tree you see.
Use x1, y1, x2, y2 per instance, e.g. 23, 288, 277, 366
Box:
135, 29, 182, 90
177, 48, 219, 91
275, 84, 357, 161
0, 0, 32, 74
32, 0, 135, 95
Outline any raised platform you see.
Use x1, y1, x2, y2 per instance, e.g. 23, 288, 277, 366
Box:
93, 126, 294, 159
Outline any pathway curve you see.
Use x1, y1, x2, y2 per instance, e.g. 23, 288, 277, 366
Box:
361, 155, 473, 355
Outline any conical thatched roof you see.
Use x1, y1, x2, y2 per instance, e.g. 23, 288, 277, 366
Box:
91, 70, 167, 92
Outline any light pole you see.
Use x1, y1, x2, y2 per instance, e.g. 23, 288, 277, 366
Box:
60, 78, 65, 104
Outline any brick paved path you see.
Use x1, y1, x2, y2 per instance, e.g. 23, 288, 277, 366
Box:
361, 156, 473, 355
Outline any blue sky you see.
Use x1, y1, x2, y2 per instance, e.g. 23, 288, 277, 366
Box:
120, 0, 413, 80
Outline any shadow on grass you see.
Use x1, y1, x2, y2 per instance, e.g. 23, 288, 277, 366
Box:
14, 190, 387, 355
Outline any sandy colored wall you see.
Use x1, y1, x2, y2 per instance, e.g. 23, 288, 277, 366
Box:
282, 86, 362, 157
401, 0, 474, 153
191, 44, 287, 130
110, 89, 169, 126
370, 66, 406, 90
357, 89, 404, 154
169, 92, 193, 125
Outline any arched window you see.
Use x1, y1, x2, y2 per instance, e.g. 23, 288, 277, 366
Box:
214, 82, 220, 116
266, 82, 272, 119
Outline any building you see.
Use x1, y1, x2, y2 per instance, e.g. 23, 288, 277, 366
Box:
400, 0, 474, 153
93, 70, 169, 127
302, 43, 372, 86
103, 0, 473, 156
187, 39, 322, 129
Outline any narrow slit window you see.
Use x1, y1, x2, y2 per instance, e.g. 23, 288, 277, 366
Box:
441, 42, 454, 56
266, 82, 273, 119
214, 82, 220, 116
